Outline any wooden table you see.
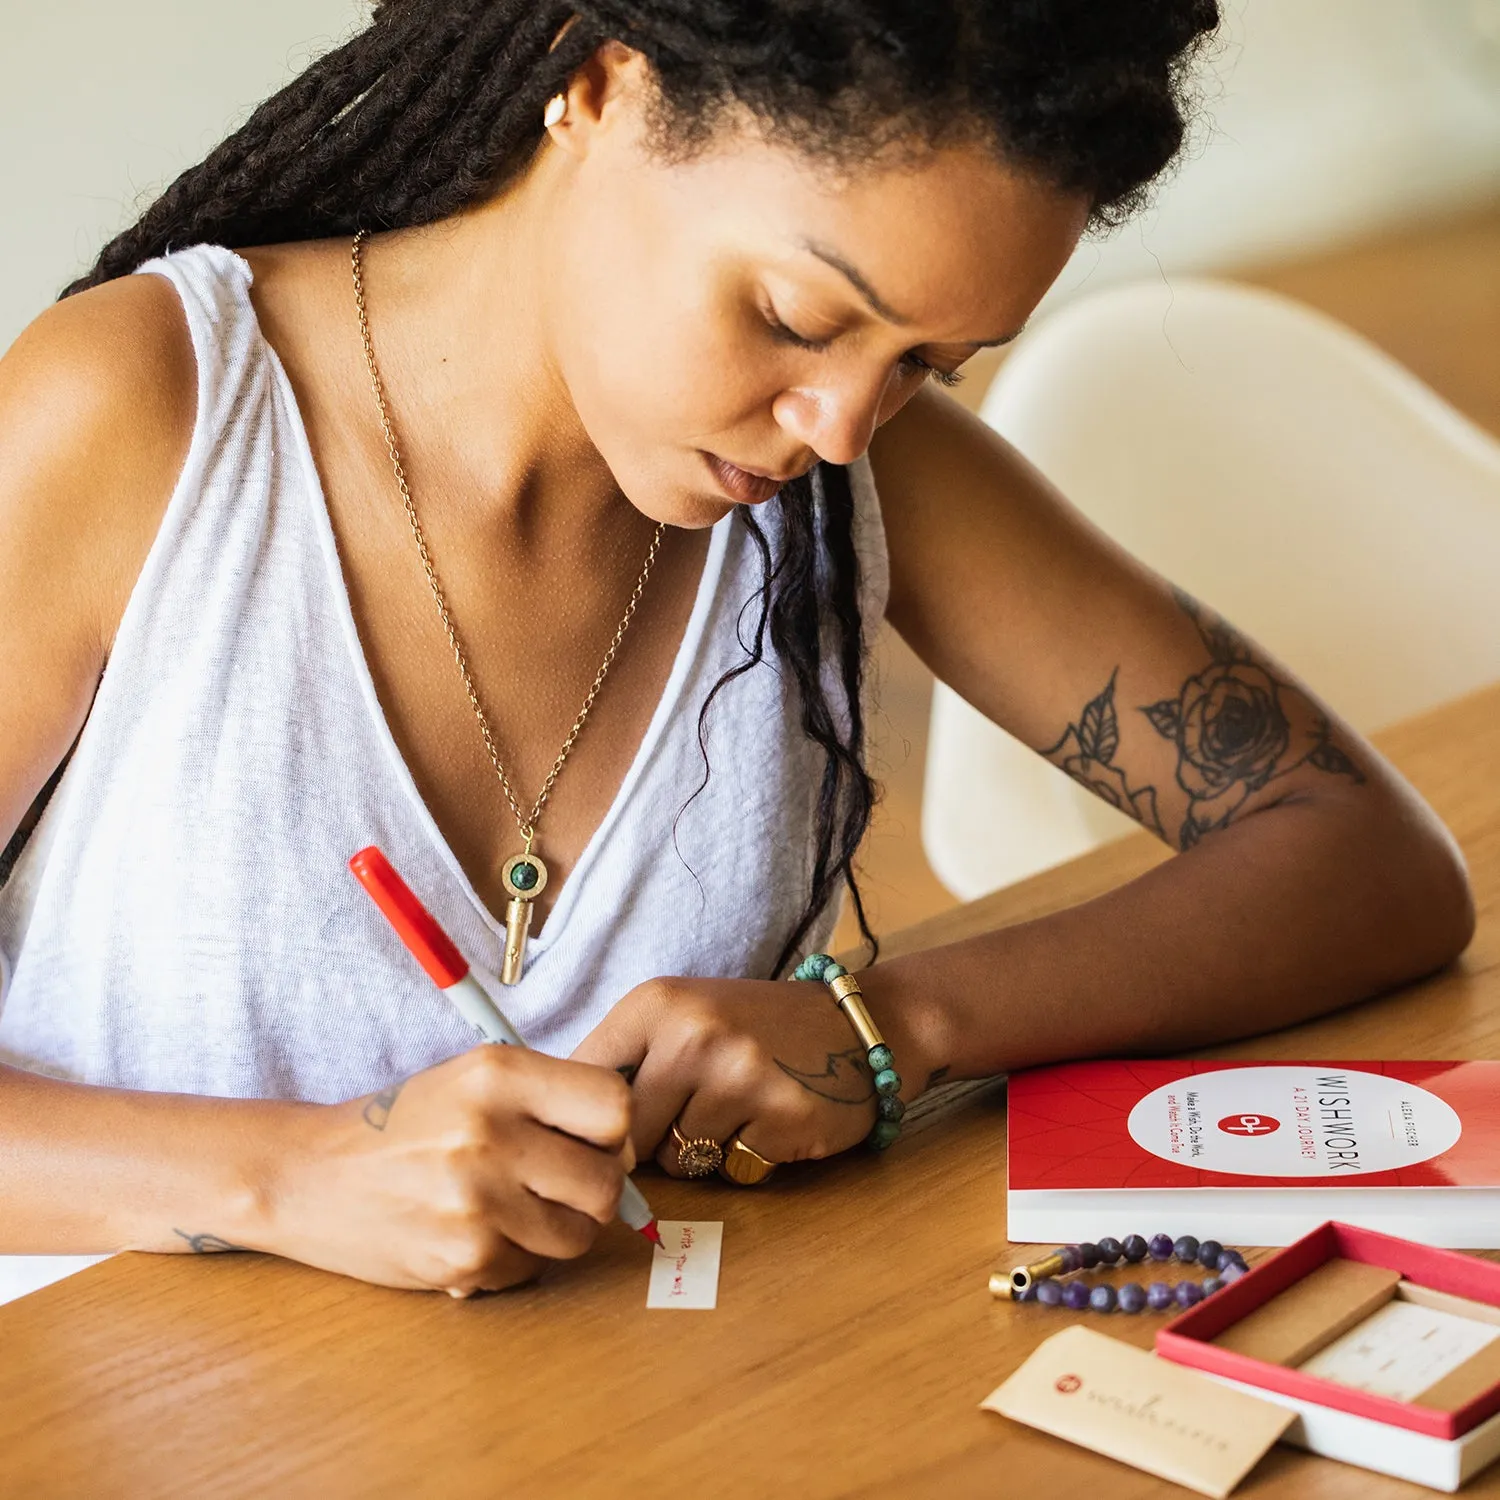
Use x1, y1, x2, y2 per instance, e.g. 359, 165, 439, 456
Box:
2, 684, 1497, 1500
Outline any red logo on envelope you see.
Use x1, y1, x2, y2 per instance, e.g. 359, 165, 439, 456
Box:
1054, 1375, 1082, 1394
1217, 1113, 1280, 1136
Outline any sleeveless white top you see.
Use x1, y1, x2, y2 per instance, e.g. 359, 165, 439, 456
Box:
0, 245, 888, 1103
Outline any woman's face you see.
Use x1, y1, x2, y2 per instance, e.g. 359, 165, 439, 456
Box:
541, 60, 1091, 529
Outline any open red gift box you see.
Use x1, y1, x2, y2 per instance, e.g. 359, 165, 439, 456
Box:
1158, 1221, 1500, 1439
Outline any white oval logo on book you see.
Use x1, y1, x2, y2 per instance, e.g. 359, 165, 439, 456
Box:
1126, 1067, 1461, 1176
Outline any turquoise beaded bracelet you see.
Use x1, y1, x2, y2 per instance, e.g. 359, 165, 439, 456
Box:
791, 952, 904, 1150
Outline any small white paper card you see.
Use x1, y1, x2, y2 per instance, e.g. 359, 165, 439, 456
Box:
1300, 1299, 1500, 1401
647, 1220, 722, 1310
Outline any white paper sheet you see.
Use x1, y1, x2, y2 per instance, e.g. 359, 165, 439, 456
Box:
0, 1255, 110, 1308
646, 1220, 722, 1310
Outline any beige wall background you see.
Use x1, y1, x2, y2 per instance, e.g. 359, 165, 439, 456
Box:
1041, 0, 1500, 299
1, 0, 363, 350
4, 0, 1500, 353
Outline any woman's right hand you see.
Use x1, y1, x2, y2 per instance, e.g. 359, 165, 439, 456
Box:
265, 1046, 634, 1294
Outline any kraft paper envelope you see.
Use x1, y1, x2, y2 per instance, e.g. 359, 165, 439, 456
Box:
981, 1325, 1296, 1498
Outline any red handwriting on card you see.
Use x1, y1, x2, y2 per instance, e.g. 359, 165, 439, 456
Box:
671, 1224, 696, 1297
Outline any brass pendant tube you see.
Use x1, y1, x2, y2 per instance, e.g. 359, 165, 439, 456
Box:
501, 897, 533, 986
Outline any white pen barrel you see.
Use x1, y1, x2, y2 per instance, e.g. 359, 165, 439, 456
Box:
617, 1176, 656, 1233
441, 973, 526, 1047
441, 971, 657, 1237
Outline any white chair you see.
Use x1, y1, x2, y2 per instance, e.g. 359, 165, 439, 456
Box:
922, 277, 1500, 901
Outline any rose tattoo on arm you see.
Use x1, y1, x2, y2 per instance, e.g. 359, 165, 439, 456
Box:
1043, 588, 1365, 852
1149, 589, 1364, 846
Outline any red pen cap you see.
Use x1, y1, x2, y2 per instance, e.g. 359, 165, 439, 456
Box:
348, 846, 468, 988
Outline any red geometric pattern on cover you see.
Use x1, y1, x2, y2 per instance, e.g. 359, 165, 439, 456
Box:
1007, 1059, 1500, 1190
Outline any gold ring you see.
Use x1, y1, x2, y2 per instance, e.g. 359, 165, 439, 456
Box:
670, 1121, 723, 1178
717, 1134, 779, 1186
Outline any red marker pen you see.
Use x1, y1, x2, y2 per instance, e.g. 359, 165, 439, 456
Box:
348, 845, 661, 1246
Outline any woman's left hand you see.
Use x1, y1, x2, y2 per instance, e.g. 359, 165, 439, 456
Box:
570, 976, 895, 1174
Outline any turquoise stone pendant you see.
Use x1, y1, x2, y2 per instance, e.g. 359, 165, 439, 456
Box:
499, 851, 549, 985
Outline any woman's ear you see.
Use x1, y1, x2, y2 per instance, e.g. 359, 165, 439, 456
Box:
547, 41, 653, 160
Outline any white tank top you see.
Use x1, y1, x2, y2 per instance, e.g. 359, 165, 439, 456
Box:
0, 245, 889, 1102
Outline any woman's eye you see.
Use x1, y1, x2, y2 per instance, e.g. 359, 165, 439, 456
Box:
763, 310, 830, 352
900, 352, 966, 389
765, 306, 965, 388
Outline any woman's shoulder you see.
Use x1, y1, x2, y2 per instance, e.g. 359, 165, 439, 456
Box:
865, 381, 1120, 643
0, 270, 197, 652
865, 384, 1033, 579
866, 383, 1017, 509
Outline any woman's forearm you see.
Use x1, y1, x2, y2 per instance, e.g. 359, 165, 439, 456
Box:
863, 786, 1474, 1086
0, 1063, 309, 1254
0, 1047, 639, 1293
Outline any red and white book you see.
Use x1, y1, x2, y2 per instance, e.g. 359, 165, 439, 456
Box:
1007, 1061, 1500, 1247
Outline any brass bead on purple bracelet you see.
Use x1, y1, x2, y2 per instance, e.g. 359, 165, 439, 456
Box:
993, 1232, 1243, 1306
1006, 1251, 1068, 1295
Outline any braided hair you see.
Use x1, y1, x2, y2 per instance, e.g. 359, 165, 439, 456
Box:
59, 0, 1219, 974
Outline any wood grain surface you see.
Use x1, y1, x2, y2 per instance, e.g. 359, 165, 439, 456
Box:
1, 683, 1496, 1499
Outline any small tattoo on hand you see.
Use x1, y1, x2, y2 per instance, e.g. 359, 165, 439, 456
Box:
774, 1047, 875, 1105
362, 1080, 406, 1131
173, 1229, 249, 1254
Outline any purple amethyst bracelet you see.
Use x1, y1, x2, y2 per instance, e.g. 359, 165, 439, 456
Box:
989, 1233, 1249, 1311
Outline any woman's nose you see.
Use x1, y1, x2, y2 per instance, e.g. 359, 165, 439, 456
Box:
773, 371, 896, 468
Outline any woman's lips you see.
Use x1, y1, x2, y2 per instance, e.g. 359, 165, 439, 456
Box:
702, 451, 785, 504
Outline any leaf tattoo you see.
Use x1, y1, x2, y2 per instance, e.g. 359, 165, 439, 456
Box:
1041, 670, 1165, 838
1142, 698, 1182, 738
1309, 739, 1359, 777
774, 1046, 875, 1105
1078, 673, 1120, 763
362, 1080, 406, 1131
1174, 585, 1250, 666
173, 1230, 248, 1254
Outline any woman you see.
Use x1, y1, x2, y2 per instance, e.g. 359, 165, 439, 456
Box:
0, 1, 1472, 1296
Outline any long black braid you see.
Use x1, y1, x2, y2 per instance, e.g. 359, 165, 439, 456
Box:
51, 0, 1219, 971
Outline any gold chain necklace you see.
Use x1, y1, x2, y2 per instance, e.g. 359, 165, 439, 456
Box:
350, 229, 667, 984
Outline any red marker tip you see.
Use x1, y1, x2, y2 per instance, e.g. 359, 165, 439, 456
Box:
638, 1220, 662, 1246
